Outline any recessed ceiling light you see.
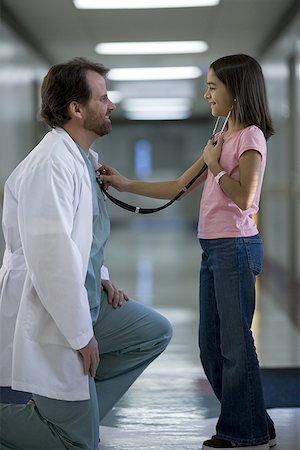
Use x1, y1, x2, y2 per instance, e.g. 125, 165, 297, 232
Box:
124, 105, 190, 113
107, 90, 123, 103
125, 110, 191, 120
96, 41, 208, 55
123, 98, 192, 111
74, 0, 219, 9
108, 66, 202, 81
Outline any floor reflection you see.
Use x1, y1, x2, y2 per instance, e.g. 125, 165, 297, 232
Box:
101, 221, 300, 449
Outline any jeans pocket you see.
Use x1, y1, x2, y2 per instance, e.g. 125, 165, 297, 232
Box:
243, 237, 264, 276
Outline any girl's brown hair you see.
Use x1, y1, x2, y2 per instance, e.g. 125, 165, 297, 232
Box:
210, 54, 275, 140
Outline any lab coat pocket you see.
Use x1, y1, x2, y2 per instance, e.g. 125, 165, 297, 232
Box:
24, 285, 70, 347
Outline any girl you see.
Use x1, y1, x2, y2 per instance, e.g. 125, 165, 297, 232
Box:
100, 54, 275, 450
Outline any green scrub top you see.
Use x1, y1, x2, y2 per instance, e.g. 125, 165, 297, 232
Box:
78, 147, 110, 324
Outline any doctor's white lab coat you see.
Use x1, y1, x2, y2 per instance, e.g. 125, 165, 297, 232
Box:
0, 128, 103, 400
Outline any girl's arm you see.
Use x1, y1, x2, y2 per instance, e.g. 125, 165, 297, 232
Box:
99, 153, 207, 200
203, 136, 262, 210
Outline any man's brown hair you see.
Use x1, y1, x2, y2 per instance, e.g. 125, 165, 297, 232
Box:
41, 57, 109, 128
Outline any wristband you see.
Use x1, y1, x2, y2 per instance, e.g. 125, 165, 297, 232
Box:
215, 170, 227, 184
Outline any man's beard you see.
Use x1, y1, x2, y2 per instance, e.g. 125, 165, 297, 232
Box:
84, 110, 112, 137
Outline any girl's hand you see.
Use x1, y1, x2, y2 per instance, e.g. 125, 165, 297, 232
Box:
203, 134, 224, 171
97, 165, 130, 192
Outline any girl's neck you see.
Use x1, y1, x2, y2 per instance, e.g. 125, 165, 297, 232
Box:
224, 118, 245, 136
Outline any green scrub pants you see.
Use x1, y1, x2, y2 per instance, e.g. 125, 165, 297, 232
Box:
0, 296, 172, 450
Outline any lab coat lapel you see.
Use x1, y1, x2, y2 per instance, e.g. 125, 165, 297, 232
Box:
51, 128, 87, 166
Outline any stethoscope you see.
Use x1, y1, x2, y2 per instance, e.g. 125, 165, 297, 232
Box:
97, 109, 232, 214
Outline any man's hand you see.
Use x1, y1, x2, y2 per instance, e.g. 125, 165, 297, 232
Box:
78, 336, 99, 377
102, 279, 128, 309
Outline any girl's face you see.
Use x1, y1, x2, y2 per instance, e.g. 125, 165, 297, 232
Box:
204, 68, 233, 117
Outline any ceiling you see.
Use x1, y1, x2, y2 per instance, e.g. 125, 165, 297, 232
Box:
1, 0, 297, 120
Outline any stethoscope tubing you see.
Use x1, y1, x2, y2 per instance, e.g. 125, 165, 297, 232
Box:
98, 110, 232, 214
98, 162, 208, 214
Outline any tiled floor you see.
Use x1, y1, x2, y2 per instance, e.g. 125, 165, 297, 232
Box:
100, 410, 300, 450
99, 219, 300, 450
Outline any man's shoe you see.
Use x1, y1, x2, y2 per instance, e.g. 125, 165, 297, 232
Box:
268, 424, 277, 448
202, 437, 269, 450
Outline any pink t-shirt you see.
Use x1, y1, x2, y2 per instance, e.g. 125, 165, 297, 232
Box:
198, 125, 267, 239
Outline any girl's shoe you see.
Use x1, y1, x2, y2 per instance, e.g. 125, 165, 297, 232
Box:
268, 424, 277, 448
207, 425, 277, 450
202, 437, 269, 450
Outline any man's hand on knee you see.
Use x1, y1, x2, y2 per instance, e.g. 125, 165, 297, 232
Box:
101, 279, 129, 309
78, 336, 100, 377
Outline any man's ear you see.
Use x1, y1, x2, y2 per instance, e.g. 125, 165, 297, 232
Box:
68, 101, 83, 120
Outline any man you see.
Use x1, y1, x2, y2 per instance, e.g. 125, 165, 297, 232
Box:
0, 58, 172, 450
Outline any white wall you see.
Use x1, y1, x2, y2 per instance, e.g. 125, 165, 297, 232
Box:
261, 11, 300, 285
0, 20, 48, 256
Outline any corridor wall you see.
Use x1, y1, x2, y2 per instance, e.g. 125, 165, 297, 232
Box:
0, 20, 48, 256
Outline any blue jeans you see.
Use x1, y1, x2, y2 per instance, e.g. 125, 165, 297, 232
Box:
199, 235, 273, 445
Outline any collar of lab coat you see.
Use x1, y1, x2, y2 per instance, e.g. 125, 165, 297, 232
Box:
51, 127, 100, 169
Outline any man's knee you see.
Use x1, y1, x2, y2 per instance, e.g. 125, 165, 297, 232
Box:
159, 314, 173, 344
150, 312, 173, 352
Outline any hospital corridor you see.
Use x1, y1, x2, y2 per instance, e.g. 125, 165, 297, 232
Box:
0, 0, 300, 449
